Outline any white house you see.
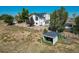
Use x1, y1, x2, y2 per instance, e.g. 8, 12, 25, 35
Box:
29, 13, 50, 26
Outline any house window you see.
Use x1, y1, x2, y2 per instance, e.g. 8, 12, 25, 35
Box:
36, 16, 38, 21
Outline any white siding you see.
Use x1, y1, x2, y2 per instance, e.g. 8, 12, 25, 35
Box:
53, 36, 58, 45
44, 14, 50, 20
32, 15, 45, 26
29, 14, 50, 26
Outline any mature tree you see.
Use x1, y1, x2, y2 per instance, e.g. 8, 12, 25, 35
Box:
75, 16, 79, 26
15, 13, 23, 23
49, 7, 68, 32
49, 11, 58, 31
73, 16, 79, 34
21, 8, 29, 23
16, 8, 29, 23
1, 14, 14, 25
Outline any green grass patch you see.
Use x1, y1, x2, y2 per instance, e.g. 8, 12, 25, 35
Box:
58, 33, 65, 41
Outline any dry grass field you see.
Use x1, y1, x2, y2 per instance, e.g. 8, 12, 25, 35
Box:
0, 21, 79, 53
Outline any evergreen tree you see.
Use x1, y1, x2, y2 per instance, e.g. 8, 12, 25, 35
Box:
15, 8, 29, 23
73, 16, 79, 34
49, 7, 68, 32
21, 8, 29, 23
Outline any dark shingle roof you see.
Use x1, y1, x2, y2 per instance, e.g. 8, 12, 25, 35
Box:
43, 32, 58, 38
30, 13, 48, 19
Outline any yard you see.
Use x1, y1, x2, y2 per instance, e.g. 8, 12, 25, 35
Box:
0, 21, 79, 53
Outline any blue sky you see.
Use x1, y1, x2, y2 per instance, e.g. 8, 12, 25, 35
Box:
0, 6, 79, 17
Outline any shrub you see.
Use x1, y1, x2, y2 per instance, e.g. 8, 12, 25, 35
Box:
43, 29, 48, 34
1, 14, 14, 25
73, 25, 79, 34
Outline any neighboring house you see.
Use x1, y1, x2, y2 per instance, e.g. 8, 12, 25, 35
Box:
66, 18, 75, 25
43, 32, 58, 45
65, 18, 75, 32
29, 13, 50, 26
65, 23, 73, 32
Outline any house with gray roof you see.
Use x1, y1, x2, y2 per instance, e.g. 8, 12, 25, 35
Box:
29, 13, 50, 26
